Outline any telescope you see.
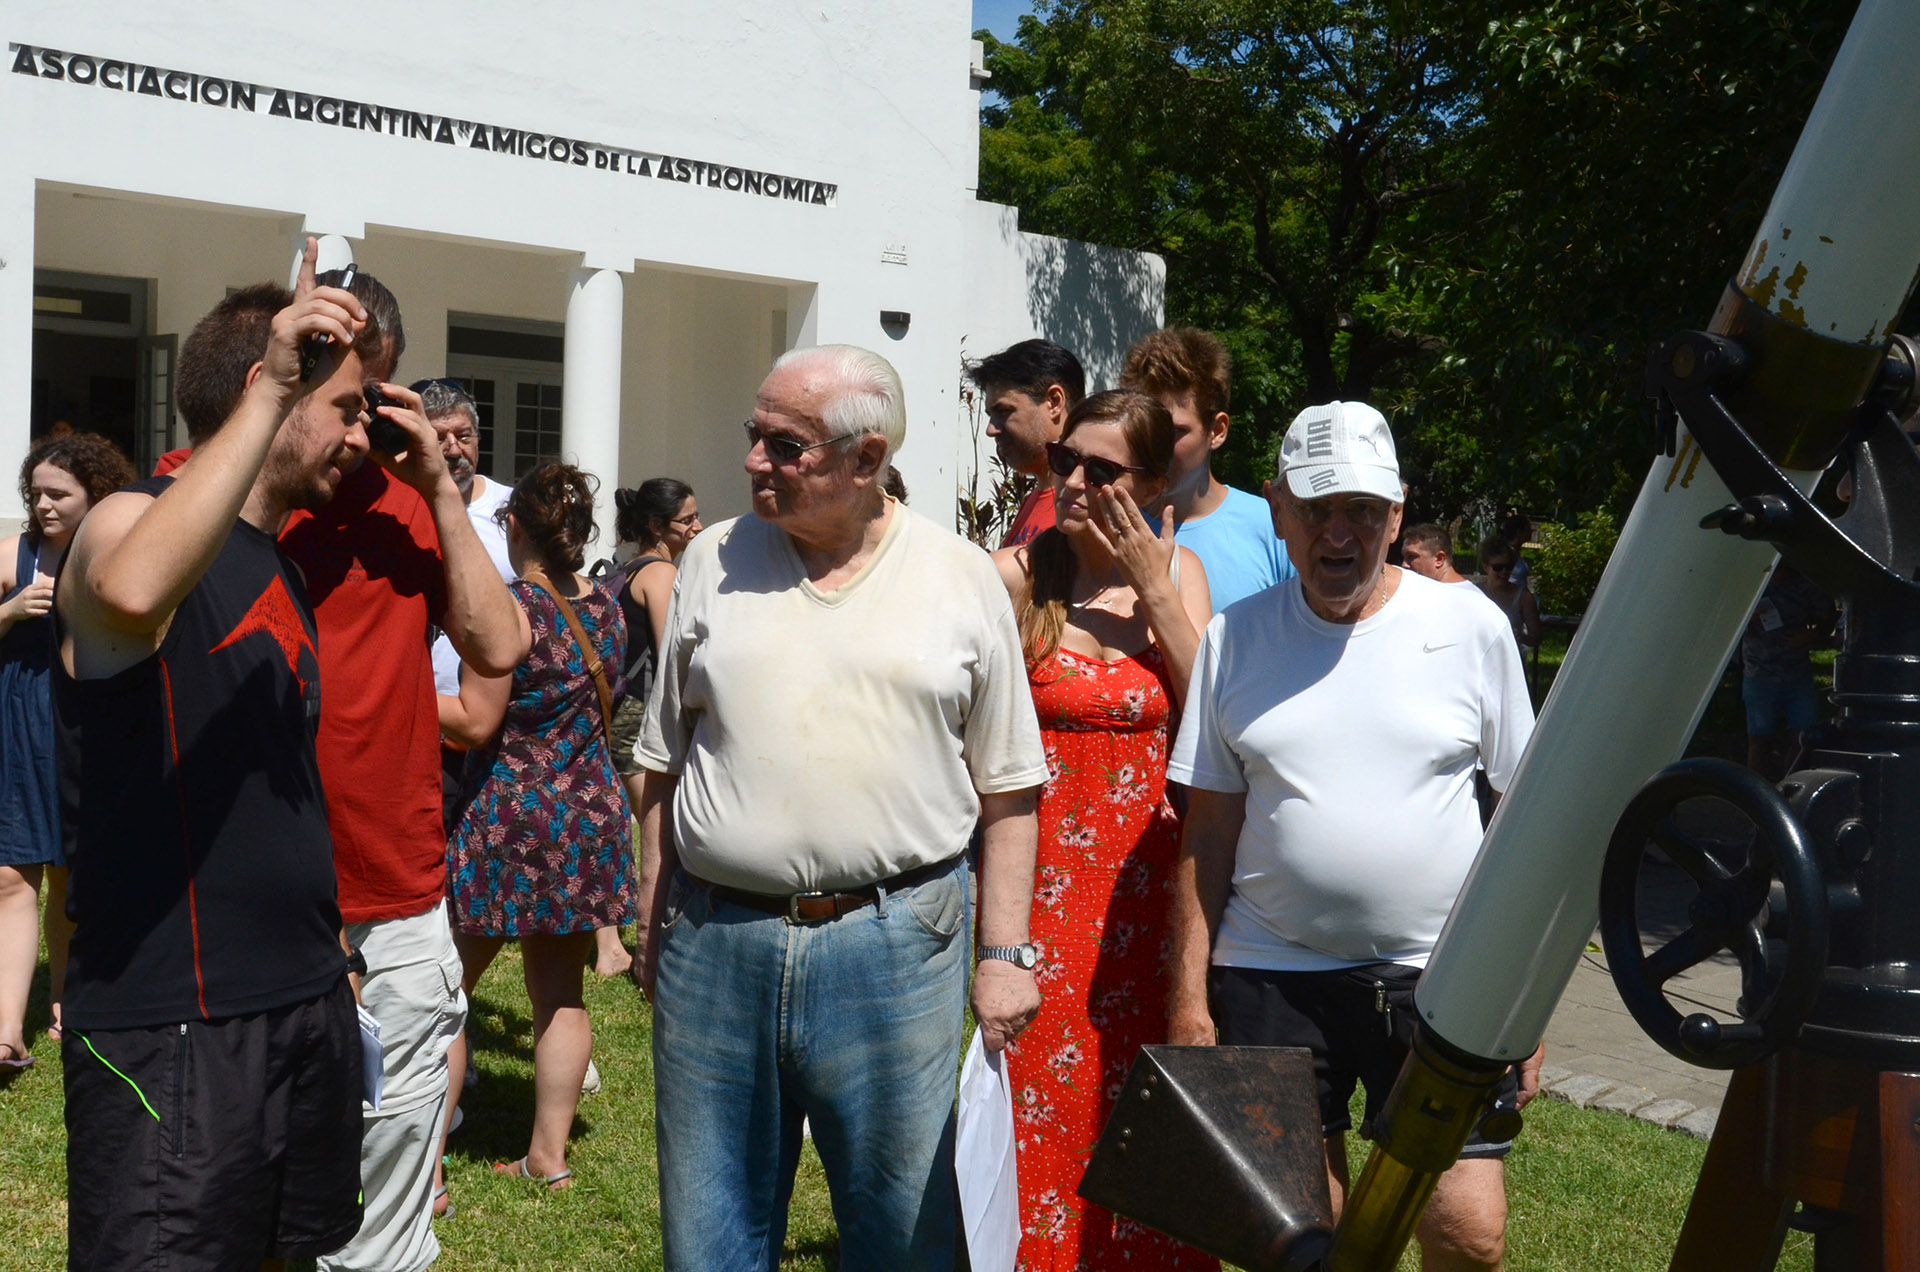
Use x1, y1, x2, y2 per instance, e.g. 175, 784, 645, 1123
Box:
1082, 1, 1920, 1267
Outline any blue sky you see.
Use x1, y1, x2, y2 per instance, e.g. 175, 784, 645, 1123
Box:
972, 0, 1038, 41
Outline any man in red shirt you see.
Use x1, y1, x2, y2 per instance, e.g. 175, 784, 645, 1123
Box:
967, 339, 1085, 548
277, 272, 528, 1271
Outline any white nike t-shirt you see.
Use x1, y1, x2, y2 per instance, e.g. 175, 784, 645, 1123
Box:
431, 477, 514, 695
1168, 569, 1534, 970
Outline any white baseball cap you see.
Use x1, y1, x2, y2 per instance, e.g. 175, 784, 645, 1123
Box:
1277, 401, 1402, 501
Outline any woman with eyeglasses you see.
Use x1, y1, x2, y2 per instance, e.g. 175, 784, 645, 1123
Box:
0, 432, 135, 1070
440, 461, 635, 1190
593, 478, 701, 977
1474, 533, 1542, 654
989, 389, 1215, 1271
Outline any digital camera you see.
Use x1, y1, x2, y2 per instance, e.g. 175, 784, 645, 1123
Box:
363, 385, 411, 456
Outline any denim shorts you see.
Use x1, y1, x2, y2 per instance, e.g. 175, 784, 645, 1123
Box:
1742, 672, 1818, 736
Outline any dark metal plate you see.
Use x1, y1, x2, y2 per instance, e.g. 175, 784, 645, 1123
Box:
1079, 1045, 1333, 1272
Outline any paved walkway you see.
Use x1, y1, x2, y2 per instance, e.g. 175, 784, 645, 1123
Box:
1533, 800, 1747, 1139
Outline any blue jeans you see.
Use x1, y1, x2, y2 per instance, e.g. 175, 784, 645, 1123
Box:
652, 857, 969, 1272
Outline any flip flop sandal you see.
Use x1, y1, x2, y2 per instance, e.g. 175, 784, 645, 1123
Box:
493, 1157, 572, 1190
0, 1044, 34, 1070
432, 1184, 455, 1220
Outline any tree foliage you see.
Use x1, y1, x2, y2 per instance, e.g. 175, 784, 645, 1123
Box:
979, 0, 1859, 524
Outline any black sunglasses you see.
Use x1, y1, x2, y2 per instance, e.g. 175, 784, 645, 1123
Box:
743, 421, 859, 466
1046, 441, 1146, 489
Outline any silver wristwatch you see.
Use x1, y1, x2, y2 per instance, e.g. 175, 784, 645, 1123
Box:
978, 942, 1039, 970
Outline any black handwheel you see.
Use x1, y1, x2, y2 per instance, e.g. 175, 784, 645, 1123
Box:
1599, 757, 1829, 1069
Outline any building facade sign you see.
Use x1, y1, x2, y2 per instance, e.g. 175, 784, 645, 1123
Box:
10, 41, 840, 206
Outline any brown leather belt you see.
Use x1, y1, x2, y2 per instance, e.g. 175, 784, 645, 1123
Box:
702, 856, 957, 923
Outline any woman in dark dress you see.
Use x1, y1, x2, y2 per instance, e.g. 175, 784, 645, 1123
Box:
592, 477, 700, 978
0, 432, 133, 1068
442, 462, 635, 1188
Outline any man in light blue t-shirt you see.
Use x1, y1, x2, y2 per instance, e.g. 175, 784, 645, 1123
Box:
1121, 327, 1294, 611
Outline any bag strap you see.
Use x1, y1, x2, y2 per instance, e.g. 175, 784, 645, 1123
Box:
522, 568, 616, 749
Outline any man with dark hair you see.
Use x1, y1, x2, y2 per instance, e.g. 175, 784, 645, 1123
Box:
966, 338, 1086, 548
54, 241, 375, 1270
1120, 327, 1293, 611
279, 281, 528, 1269
139, 259, 528, 1264
1400, 522, 1474, 587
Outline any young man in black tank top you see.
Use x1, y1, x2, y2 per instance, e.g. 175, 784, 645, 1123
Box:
52, 240, 407, 1272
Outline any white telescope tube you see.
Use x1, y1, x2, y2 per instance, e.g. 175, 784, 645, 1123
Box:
1416, 0, 1920, 1061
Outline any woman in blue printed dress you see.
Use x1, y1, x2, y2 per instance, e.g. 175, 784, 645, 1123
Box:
443, 461, 635, 1188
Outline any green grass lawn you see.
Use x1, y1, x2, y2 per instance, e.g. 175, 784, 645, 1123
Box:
0, 933, 1813, 1272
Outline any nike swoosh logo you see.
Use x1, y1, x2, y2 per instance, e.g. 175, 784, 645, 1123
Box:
1423, 641, 1457, 653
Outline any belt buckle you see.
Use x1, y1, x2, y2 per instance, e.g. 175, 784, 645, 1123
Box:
787, 891, 831, 924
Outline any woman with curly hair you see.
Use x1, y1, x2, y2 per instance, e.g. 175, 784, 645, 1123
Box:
441, 461, 635, 1187
0, 432, 135, 1067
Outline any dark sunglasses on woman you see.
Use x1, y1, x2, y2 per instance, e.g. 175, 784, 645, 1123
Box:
1045, 441, 1146, 489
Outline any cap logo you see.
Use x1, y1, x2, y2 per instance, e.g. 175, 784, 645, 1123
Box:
1308, 467, 1338, 493
1306, 418, 1334, 459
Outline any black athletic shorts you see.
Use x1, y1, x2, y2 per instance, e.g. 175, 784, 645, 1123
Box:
1210, 962, 1521, 1159
64, 978, 364, 1271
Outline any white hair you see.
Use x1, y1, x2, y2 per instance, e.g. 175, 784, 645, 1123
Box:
772, 344, 907, 460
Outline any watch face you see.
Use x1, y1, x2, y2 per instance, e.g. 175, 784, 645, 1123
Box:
1015, 944, 1038, 970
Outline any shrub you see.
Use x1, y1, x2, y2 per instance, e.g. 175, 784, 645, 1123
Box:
1530, 509, 1620, 616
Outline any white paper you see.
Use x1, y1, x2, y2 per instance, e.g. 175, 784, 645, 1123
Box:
357, 1005, 384, 1111
955, 1031, 1020, 1272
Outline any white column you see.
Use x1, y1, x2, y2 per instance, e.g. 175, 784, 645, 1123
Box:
562, 267, 625, 563
0, 176, 35, 526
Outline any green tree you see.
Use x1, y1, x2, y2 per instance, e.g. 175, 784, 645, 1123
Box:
1414, 0, 1857, 520
979, 0, 1858, 523
981, 1, 1476, 492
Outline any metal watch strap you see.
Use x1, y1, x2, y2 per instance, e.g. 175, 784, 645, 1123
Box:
978, 943, 1035, 966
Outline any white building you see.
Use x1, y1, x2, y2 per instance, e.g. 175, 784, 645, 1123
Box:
2, 3, 1163, 547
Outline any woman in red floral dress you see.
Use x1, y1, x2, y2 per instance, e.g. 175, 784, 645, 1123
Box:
992, 390, 1215, 1270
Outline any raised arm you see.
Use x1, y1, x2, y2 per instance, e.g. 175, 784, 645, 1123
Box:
366, 383, 530, 676
1094, 488, 1209, 703
0, 535, 51, 642
1165, 787, 1246, 1045
64, 240, 364, 643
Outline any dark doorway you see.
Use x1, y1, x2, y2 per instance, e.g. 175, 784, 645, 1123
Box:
31, 330, 138, 457
31, 271, 171, 473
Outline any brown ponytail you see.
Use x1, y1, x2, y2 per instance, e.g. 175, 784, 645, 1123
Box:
508, 461, 599, 574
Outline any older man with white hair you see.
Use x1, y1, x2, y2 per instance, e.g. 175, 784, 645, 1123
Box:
1163, 401, 1539, 1272
634, 344, 1047, 1271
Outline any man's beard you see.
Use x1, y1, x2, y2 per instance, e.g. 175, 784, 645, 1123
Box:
448, 453, 476, 502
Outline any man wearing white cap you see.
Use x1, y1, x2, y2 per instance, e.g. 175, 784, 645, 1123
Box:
1162, 401, 1539, 1271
